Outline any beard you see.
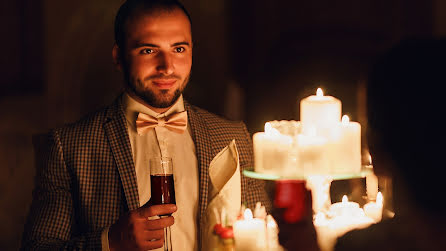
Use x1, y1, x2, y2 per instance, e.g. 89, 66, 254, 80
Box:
124, 69, 190, 109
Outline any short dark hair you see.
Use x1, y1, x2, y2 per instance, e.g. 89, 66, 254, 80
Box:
114, 0, 192, 49
367, 38, 446, 214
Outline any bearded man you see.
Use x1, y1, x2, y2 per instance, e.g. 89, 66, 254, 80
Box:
21, 0, 270, 250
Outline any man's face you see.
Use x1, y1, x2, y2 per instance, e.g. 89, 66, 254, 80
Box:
117, 8, 192, 109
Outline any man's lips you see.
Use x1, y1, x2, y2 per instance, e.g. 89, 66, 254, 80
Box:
152, 79, 177, 89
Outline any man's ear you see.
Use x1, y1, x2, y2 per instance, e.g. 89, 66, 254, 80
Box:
112, 44, 123, 71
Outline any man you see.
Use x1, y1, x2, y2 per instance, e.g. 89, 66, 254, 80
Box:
21, 0, 271, 250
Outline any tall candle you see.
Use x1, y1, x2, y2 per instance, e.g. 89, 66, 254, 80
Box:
300, 88, 341, 138
233, 209, 266, 251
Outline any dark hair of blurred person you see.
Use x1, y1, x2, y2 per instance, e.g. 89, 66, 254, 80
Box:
336, 38, 446, 251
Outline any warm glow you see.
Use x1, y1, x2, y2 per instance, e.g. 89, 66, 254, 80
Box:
368, 154, 373, 165
244, 208, 253, 220
264, 122, 272, 133
342, 195, 348, 203
266, 215, 277, 228
342, 115, 350, 125
377, 192, 383, 205
316, 88, 324, 97
308, 126, 317, 137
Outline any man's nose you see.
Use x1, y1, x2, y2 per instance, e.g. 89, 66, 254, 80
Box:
156, 52, 174, 75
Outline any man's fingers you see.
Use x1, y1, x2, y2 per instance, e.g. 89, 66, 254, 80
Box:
143, 238, 164, 250
138, 204, 177, 218
144, 216, 175, 230
143, 229, 164, 241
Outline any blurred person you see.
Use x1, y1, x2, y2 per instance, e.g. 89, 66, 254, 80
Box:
336, 38, 446, 250
21, 0, 270, 250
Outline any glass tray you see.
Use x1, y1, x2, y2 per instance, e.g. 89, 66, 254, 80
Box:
243, 166, 373, 181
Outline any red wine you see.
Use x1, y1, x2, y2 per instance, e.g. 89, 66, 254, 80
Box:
150, 174, 176, 205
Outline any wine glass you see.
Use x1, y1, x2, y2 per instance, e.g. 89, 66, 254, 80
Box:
149, 157, 176, 251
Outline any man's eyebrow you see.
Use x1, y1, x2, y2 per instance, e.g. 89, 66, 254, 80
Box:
172, 42, 191, 47
134, 43, 159, 48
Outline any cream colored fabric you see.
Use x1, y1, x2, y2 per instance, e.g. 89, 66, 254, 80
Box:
136, 110, 188, 135
101, 93, 199, 251
202, 140, 241, 251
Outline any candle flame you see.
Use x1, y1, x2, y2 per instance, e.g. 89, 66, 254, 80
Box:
244, 208, 253, 220
368, 154, 373, 165
342, 115, 350, 125
264, 122, 272, 133
316, 88, 324, 97
377, 192, 383, 205
342, 195, 348, 203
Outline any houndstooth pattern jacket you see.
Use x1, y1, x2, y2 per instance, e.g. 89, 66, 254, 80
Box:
21, 95, 271, 250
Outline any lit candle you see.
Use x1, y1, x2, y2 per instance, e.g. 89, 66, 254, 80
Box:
253, 123, 293, 175
233, 209, 266, 251
300, 88, 342, 138
266, 215, 281, 250
331, 115, 361, 174
296, 128, 330, 175
329, 195, 362, 217
364, 192, 383, 222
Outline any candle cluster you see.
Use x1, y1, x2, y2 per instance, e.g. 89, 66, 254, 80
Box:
213, 203, 283, 251
314, 193, 384, 251
253, 88, 361, 177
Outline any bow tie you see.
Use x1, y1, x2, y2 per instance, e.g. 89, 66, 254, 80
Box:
136, 111, 188, 135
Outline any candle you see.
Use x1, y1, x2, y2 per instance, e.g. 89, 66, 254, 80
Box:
296, 129, 330, 175
266, 215, 281, 250
364, 192, 383, 222
366, 172, 379, 201
253, 123, 293, 175
328, 195, 362, 217
331, 115, 361, 174
300, 88, 341, 138
233, 209, 266, 251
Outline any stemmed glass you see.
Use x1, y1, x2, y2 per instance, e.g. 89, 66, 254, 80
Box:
149, 157, 176, 251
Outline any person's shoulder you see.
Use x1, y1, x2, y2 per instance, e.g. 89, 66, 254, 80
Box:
186, 102, 246, 129
53, 96, 122, 137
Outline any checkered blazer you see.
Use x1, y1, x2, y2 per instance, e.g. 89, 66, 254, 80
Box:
22, 95, 271, 250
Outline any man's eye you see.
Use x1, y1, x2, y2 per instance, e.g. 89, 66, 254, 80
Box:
175, 47, 185, 53
141, 48, 154, 54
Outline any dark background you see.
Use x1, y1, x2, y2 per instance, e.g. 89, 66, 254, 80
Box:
0, 0, 444, 250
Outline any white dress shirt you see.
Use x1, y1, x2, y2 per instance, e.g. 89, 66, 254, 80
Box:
102, 93, 199, 250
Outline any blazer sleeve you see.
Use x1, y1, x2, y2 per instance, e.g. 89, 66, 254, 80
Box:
21, 130, 103, 250
239, 122, 273, 213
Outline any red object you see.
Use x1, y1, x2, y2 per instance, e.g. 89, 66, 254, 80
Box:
220, 227, 234, 239
274, 180, 307, 223
150, 174, 176, 205
213, 224, 224, 235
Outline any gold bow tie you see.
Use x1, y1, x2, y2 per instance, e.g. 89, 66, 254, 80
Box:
136, 111, 188, 135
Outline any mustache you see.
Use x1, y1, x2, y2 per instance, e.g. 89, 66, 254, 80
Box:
145, 74, 181, 81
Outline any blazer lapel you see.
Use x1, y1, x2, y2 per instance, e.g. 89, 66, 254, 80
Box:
104, 96, 140, 211
185, 101, 213, 224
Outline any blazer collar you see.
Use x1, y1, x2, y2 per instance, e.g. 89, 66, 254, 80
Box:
184, 101, 213, 225
104, 95, 140, 211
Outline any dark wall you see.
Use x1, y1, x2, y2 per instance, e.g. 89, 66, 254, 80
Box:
0, 0, 443, 250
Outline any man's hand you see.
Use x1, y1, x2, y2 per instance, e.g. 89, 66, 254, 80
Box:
108, 204, 177, 251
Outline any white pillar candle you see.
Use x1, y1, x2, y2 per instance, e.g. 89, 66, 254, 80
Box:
300, 88, 342, 138
233, 209, 266, 251
253, 123, 293, 175
296, 129, 330, 175
332, 115, 361, 174
364, 192, 383, 222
